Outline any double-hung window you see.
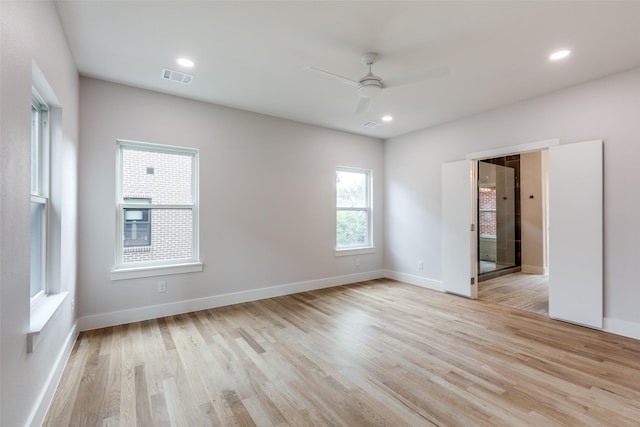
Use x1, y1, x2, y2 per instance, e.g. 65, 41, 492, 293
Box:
336, 167, 373, 251
113, 140, 201, 279
30, 92, 49, 303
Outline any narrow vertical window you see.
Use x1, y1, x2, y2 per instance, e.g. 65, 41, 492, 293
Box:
30, 93, 49, 302
114, 140, 201, 277
336, 167, 372, 249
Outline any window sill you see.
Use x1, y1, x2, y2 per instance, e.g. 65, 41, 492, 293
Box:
28, 292, 68, 353
111, 261, 203, 281
335, 246, 376, 257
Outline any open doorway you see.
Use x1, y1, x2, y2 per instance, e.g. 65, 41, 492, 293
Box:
442, 138, 602, 327
477, 151, 549, 315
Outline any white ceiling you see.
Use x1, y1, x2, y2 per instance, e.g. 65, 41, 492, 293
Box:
55, 1, 640, 139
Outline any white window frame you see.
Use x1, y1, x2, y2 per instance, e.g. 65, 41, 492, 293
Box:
112, 139, 202, 280
29, 64, 72, 354
30, 91, 49, 306
335, 166, 375, 256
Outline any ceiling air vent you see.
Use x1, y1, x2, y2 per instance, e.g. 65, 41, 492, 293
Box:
361, 121, 383, 129
161, 68, 193, 85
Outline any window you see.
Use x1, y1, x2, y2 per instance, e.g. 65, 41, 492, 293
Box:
113, 140, 201, 279
478, 186, 497, 236
30, 92, 49, 302
336, 167, 372, 250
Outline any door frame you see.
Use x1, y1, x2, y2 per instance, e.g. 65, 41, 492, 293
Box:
466, 139, 560, 161
470, 138, 558, 280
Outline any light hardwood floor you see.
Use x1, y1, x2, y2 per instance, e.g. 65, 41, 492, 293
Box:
45, 279, 640, 426
479, 273, 549, 315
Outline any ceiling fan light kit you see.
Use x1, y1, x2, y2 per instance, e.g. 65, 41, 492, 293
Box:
357, 76, 383, 98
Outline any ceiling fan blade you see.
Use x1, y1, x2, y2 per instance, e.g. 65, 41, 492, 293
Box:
384, 64, 449, 88
355, 97, 372, 114
305, 66, 359, 87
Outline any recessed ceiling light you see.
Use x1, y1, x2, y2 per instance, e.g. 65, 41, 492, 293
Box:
549, 50, 571, 61
176, 57, 194, 68
381, 115, 393, 122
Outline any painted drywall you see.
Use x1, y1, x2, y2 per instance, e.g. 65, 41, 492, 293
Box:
0, 1, 79, 426
385, 66, 640, 337
520, 151, 545, 273
77, 77, 384, 328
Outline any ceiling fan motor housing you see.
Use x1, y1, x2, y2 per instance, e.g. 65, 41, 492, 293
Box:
358, 75, 383, 98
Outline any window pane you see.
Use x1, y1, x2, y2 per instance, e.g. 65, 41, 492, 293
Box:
31, 104, 39, 195
479, 211, 497, 236
479, 187, 497, 236
124, 208, 151, 247
30, 201, 44, 297
122, 149, 193, 205
122, 209, 193, 264
337, 170, 367, 208
337, 210, 368, 247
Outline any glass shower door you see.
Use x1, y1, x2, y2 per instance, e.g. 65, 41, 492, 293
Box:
478, 159, 518, 276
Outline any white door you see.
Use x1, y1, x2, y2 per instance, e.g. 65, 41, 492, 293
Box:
442, 160, 478, 298
548, 140, 603, 328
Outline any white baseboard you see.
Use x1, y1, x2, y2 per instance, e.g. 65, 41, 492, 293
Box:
78, 270, 385, 331
604, 317, 640, 341
521, 265, 548, 275
28, 321, 79, 427
384, 270, 442, 291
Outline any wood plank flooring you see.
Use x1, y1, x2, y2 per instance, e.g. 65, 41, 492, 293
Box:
479, 273, 549, 315
45, 279, 640, 426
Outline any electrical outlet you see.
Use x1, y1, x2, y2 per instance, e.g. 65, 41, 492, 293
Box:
418, 260, 424, 270
157, 280, 167, 293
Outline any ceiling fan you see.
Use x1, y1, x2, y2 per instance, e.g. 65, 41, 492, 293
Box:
306, 53, 448, 114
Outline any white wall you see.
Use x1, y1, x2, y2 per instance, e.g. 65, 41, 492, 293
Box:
385, 66, 640, 337
520, 151, 545, 274
0, 1, 79, 426
77, 77, 384, 329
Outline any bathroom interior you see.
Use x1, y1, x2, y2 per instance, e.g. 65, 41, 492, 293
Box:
477, 152, 549, 315
478, 155, 521, 280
